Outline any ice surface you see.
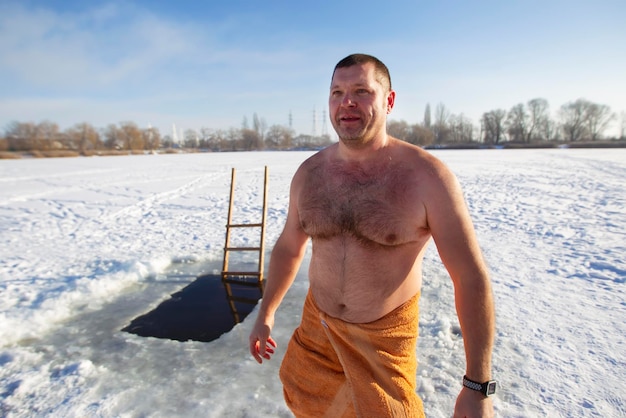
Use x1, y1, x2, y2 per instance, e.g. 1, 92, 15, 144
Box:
1, 149, 625, 417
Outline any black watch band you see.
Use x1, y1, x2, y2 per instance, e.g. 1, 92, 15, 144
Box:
463, 375, 497, 397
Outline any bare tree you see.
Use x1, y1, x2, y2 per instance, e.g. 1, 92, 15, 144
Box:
214, 129, 230, 150
265, 125, 295, 150
65, 122, 101, 152
559, 99, 588, 141
387, 120, 435, 146
584, 102, 615, 140
183, 129, 199, 148
433, 103, 450, 144
387, 120, 411, 141
225, 127, 242, 151
36, 121, 61, 150
142, 127, 161, 151
542, 119, 559, 142
481, 109, 506, 144
199, 127, 226, 150
196, 127, 211, 150
118, 122, 144, 150
449, 113, 475, 143
5, 121, 38, 151
293, 134, 314, 149
239, 129, 262, 151
252, 113, 267, 141
409, 124, 435, 146
423, 103, 432, 129
103, 124, 121, 149
527, 98, 549, 142
505, 104, 528, 143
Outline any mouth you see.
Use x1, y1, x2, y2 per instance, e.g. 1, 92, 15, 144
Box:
339, 115, 360, 123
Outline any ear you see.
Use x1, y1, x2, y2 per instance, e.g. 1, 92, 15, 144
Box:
386, 90, 396, 114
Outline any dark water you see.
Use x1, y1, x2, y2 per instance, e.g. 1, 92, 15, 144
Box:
123, 270, 262, 343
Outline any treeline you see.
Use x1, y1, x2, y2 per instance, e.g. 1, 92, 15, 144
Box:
0, 118, 333, 155
1, 97, 624, 156
390, 98, 624, 146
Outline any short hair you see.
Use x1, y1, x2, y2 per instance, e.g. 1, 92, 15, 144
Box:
332, 53, 392, 92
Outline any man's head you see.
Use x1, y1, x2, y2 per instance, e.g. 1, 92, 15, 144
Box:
332, 54, 392, 93
329, 54, 395, 148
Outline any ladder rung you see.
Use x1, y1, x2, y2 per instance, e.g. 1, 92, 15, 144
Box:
222, 271, 261, 277
223, 278, 264, 287
225, 247, 261, 251
222, 271, 261, 276
227, 296, 262, 304
227, 223, 263, 228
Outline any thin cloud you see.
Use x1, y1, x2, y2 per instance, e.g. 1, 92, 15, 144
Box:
0, 3, 217, 93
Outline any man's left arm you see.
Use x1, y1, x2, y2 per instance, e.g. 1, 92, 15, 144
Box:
425, 162, 495, 417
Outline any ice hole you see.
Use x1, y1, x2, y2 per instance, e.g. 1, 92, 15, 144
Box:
122, 273, 262, 343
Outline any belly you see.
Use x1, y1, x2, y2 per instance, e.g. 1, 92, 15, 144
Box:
308, 236, 427, 323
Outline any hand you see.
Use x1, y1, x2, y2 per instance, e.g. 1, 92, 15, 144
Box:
248, 317, 277, 364
453, 387, 494, 418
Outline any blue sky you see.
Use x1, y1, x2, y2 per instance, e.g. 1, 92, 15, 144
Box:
1, 0, 625, 138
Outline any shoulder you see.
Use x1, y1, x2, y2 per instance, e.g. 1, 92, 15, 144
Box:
290, 144, 336, 194
387, 139, 466, 217
389, 138, 455, 183
294, 144, 336, 179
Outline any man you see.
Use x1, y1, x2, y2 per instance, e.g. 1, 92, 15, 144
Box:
249, 53, 496, 417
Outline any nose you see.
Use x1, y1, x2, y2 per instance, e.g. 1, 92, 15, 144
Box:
341, 93, 356, 107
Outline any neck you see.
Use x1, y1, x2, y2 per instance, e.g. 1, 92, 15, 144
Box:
337, 134, 391, 162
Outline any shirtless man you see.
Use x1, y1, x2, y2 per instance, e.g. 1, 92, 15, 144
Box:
249, 54, 495, 417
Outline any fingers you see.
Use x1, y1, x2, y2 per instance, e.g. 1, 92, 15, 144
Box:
249, 339, 262, 363
257, 337, 276, 360
250, 336, 277, 364
267, 336, 277, 348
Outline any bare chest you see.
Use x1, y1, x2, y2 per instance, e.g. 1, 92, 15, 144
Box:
298, 163, 427, 246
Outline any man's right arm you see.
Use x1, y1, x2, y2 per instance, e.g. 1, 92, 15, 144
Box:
249, 172, 309, 363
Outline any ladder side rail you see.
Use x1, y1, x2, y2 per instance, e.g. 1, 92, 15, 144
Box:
222, 168, 239, 322
222, 168, 237, 274
258, 166, 269, 285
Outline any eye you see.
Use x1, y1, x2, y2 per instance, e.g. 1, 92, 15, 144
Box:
356, 89, 369, 95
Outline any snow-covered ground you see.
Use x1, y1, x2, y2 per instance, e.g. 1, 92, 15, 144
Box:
0, 149, 624, 417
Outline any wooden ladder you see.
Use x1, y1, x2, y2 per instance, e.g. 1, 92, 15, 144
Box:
221, 166, 268, 323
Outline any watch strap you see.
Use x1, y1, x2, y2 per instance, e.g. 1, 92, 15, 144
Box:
463, 375, 497, 396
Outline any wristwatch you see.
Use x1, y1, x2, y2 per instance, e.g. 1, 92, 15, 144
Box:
463, 375, 497, 397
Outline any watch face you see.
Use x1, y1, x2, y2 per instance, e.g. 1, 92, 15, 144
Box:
486, 381, 497, 395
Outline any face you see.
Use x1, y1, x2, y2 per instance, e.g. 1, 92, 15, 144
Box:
329, 62, 395, 148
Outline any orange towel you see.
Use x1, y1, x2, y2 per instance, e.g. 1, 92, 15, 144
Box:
279, 290, 424, 418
